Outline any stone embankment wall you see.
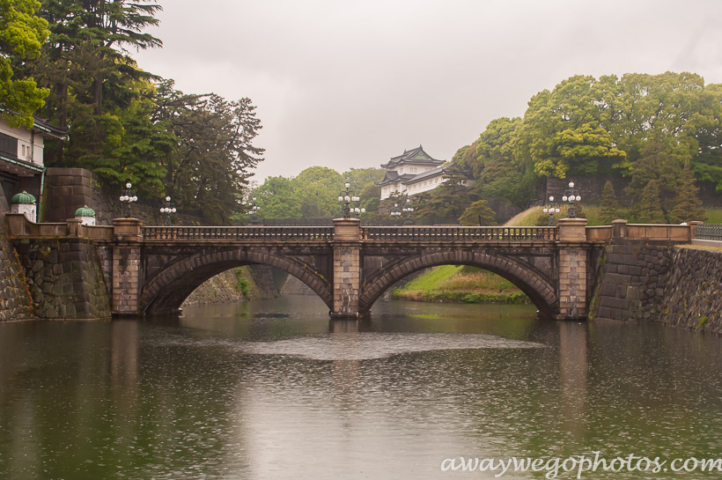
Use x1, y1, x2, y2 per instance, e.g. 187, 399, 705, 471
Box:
0, 226, 34, 321
12, 238, 111, 319
183, 266, 281, 306
662, 247, 722, 334
280, 274, 316, 295
591, 240, 722, 334
184, 269, 249, 306
590, 240, 673, 322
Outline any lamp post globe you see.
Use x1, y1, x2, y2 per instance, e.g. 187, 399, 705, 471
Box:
562, 181, 582, 218
338, 180, 363, 218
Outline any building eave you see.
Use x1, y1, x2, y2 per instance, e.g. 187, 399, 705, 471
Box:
0, 154, 45, 177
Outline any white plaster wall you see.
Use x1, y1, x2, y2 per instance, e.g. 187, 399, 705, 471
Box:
0, 122, 45, 166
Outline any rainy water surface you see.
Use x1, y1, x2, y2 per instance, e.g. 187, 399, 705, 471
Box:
2, 296, 722, 479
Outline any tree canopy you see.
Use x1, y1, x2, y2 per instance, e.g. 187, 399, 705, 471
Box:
455, 72, 720, 221
0, 0, 49, 126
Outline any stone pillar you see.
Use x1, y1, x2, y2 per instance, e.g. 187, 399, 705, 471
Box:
66, 218, 83, 238
111, 218, 142, 316
557, 218, 589, 320
331, 218, 361, 319
689, 221, 704, 240
612, 219, 628, 239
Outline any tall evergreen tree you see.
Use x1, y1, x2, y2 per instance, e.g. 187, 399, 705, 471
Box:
670, 164, 707, 223
637, 180, 664, 223
599, 180, 621, 224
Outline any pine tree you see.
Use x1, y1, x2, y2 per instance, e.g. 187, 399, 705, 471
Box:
670, 164, 707, 223
458, 199, 496, 226
599, 180, 621, 224
638, 180, 664, 223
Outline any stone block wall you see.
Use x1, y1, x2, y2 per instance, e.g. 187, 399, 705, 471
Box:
662, 247, 722, 334
12, 238, 111, 319
590, 240, 674, 322
0, 226, 34, 321
249, 265, 281, 298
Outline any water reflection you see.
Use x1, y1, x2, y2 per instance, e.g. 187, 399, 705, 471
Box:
2, 299, 722, 479
559, 321, 588, 441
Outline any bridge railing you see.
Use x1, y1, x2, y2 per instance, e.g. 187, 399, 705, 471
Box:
695, 224, 722, 241
361, 226, 558, 241
142, 226, 335, 241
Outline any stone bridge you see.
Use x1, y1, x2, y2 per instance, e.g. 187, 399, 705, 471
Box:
5, 215, 699, 320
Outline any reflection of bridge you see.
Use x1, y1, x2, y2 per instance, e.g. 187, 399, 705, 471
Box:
6, 215, 697, 320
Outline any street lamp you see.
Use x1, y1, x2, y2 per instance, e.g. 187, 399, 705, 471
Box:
250, 204, 261, 225
562, 181, 582, 218
390, 202, 402, 225
338, 181, 364, 218
402, 198, 414, 225
119, 182, 137, 218
159, 196, 176, 226
542, 195, 560, 226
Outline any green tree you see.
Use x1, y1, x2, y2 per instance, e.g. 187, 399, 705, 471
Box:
670, 164, 707, 224
254, 176, 301, 219
359, 183, 381, 213
0, 0, 49, 126
26, 0, 162, 166
553, 123, 628, 177
458, 199, 496, 226
293, 166, 344, 219
599, 180, 621, 224
343, 167, 384, 193
626, 139, 683, 223
156, 88, 264, 223
637, 180, 664, 223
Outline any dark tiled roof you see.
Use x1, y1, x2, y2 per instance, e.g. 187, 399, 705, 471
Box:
32, 117, 68, 139
380, 145, 445, 169
376, 171, 416, 186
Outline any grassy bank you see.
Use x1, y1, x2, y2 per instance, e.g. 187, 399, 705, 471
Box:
392, 265, 530, 305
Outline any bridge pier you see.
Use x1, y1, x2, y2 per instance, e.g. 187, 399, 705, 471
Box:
111, 218, 142, 316
557, 218, 589, 321
331, 218, 362, 318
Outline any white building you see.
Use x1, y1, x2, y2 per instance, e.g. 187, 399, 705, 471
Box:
376, 145, 466, 200
0, 115, 67, 219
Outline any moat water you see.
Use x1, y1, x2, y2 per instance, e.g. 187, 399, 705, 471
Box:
2, 296, 722, 479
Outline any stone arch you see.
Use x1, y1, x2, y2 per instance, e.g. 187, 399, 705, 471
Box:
141, 249, 333, 315
359, 250, 558, 317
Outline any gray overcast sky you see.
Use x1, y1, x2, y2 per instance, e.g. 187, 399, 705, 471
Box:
134, 0, 722, 183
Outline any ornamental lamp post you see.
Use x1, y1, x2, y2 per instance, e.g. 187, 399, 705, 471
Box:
390, 202, 402, 225
562, 182, 582, 218
402, 198, 414, 225
250, 205, 261, 225
338, 181, 363, 218
119, 183, 138, 218
542, 195, 560, 226
159, 196, 177, 226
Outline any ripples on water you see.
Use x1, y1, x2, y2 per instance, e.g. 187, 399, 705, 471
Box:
2, 297, 722, 479
152, 332, 544, 361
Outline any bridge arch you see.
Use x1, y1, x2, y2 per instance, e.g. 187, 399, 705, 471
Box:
359, 250, 558, 317
141, 249, 333, 315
